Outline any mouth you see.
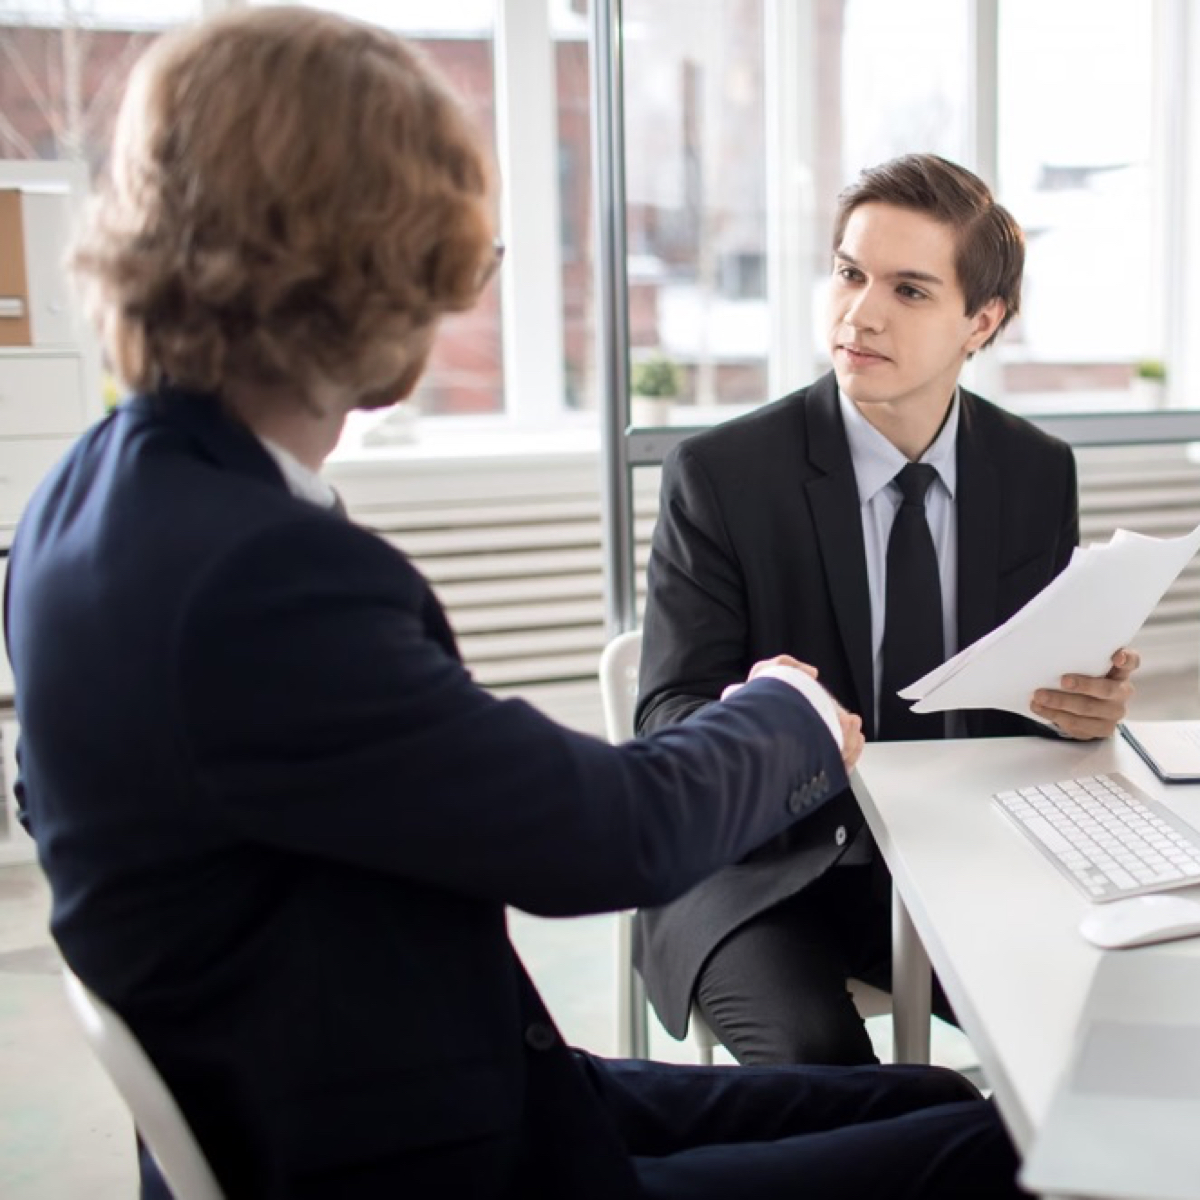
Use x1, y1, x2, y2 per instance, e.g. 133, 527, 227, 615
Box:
837, 343, 891, 365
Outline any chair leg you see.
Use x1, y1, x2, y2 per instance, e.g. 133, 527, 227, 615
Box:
616, 912, 650, 1059
691, 1006, 717, 1066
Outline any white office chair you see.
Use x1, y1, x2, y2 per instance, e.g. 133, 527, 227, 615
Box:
62, 967, 226, 1200
599, 628, 891, 1063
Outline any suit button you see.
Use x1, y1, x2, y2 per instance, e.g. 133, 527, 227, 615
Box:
835, 824, 848, 847
525, 1022, 558, 1052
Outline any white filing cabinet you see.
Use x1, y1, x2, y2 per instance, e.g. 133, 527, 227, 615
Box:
0, 160, 103, 864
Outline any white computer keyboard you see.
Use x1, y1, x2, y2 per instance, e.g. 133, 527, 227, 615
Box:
994, 772, 1200, 901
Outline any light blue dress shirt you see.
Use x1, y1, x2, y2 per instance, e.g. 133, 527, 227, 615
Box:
837, 390, 962, 738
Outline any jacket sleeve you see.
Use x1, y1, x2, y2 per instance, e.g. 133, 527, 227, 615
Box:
637, 442, 755, 735
175, 516, 847, 918
1056, 444, 1081, 572
992, 440, 1081, 741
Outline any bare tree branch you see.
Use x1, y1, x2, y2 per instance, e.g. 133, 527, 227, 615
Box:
0, 33, 59, 138
0, 108, 37, 158
83, 30, 152, 142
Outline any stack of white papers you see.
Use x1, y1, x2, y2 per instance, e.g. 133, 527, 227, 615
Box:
900, 521, 1200, 722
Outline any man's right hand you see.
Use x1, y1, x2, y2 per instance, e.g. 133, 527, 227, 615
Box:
733, 654, 864, 771
834, 703, 864, 770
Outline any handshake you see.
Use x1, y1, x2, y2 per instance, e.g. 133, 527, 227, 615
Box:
721, 654, 865, 770
721, 645, 1141, 770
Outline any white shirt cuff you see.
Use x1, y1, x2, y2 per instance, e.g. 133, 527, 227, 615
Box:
722, 665, 844, 750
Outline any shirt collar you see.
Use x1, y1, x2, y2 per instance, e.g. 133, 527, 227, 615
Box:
838, 388, 960, 504
257, 436, 340, 510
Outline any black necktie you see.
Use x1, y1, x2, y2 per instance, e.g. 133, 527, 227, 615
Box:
879, 463, 945, 741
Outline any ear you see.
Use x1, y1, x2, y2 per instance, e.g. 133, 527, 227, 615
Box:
964, 298, 1006, 354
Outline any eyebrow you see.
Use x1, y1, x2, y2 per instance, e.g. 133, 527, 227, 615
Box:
835, 249, 945, 287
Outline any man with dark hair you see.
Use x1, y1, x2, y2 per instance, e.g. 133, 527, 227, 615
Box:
6, 18, 1028, 1200
636, 152, 1140, 1067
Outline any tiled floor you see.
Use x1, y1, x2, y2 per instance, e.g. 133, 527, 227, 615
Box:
2, 669, 1196, 1197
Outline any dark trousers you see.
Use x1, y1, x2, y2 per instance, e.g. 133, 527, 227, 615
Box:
583, 1053, 1026, 1199
141, 1056, 1026, 1200
695, 863, 956, 1065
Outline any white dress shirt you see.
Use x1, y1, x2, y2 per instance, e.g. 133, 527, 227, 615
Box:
259, 435, 341, 510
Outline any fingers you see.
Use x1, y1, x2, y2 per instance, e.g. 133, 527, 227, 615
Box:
1031, 648, 1141, 739
1106, 646, 1141, 683
733, 657, 860, 764
747, 654, 818, 681
838, 706, 864, 769
1031, 672, 1135, 741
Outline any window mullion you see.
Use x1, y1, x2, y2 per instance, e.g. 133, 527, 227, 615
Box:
763, 0, 818, 399
495, 0, 566, 424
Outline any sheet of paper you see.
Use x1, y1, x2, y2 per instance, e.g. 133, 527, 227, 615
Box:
899, 521, 1200, 719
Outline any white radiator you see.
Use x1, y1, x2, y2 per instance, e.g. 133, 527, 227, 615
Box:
1076, 444, 1200, 675
330, 441, 1200, 691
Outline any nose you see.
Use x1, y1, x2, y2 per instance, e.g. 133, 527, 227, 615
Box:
841, 284, 884, 334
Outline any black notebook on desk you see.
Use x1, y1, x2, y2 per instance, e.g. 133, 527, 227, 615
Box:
1120, 721, 1200, 783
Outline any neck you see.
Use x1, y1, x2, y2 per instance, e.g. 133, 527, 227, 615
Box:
221, 382, 347, 472
855, 388, 956, 462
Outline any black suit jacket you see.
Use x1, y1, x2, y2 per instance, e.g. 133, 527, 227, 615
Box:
5, 389, 848, 1198
634, 372, 1079, 1037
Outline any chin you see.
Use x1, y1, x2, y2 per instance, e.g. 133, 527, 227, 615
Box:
833, 372, 877, 405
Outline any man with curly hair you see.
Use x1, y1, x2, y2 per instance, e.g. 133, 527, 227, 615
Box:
6, 8, 1028, 1199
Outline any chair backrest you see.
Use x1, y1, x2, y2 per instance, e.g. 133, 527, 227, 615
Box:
597, 628, 894, 1059
599, 628, 642, 743
62, 968, 225, 1200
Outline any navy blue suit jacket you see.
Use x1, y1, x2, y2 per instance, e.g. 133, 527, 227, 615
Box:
634, 373, 1079, 1037
5, 389, 847, 1198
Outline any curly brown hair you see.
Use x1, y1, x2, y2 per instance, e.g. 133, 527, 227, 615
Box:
72, 6, 497, 402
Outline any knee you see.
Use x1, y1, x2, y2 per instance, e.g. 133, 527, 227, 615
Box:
886, 1064, 984, 1108
700, 999, 877, 1067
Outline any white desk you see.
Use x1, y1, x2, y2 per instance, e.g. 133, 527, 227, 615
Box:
851, 735, 1200, 1155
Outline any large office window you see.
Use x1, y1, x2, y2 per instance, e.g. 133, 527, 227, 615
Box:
841, 0, 968, 172
622, 0, 770, 410
837, 0, 1161, 415
997, 0, 1158, 411
0, 2, 199, 167
617, 0, 1174, 425
1, 1, 1193, 432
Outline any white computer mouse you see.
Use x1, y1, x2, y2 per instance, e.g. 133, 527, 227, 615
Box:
1079, 893, 1200, 949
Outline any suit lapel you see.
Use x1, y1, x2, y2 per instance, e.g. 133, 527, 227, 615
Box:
955, 390, 1001, 658
802, 375, 875, 733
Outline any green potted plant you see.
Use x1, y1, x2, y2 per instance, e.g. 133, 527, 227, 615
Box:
630, 354, 683, 426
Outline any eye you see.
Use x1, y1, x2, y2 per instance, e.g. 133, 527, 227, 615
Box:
896, 283, 928, 301
835, 264, 864, 284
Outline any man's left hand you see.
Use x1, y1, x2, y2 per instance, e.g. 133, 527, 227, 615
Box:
1029, 647, 1141, 741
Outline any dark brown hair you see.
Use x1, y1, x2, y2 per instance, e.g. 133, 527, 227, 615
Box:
832, 154, 1023, 349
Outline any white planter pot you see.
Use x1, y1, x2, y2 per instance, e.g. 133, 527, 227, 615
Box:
630, 396, 674, 426
1131, 378, 1167, 408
